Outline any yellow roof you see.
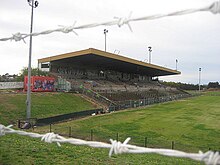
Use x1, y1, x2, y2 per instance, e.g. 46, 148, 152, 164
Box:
38, 48, 180, 76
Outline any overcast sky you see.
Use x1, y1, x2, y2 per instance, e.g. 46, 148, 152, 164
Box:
0, 0, 219, 84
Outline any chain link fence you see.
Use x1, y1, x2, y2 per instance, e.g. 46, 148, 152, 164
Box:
109, 94, 194, 112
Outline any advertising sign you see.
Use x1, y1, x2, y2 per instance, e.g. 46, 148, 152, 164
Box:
24, 76, 55, 92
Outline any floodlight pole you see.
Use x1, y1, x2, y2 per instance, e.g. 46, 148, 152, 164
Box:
104, 29, 108, 52
199, 67, 201, 92
148, 46, 152, 64
26, 0, 38, 122
176, 59, 178, 70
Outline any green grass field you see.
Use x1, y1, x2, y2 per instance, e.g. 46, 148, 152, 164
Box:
0, 134, 199, 165
0, 91, 220, 164
0, 92, 98, 125
38, 92, 219, 151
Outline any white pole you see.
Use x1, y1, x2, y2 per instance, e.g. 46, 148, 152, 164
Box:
104, 29, 108, 52
199, 68, 201, 92
148, 46, 152, 64
176, 59, 178, 70
26, 0, 39, 122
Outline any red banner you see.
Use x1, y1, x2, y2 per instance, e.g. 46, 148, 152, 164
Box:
24, 76, 55, 92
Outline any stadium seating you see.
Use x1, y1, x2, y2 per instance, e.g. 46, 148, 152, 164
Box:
50, 71, 189, 109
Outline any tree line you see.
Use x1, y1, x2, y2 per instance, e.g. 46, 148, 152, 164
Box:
160, 81, 220, 90
0, 68, 48, 82
1, 68, 219, 90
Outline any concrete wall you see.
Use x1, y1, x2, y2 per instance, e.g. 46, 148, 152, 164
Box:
0, 82, 23, 89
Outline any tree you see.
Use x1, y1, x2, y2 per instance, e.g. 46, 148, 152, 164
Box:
16, 67, 48, 82
0, 73, 18, 82
207, 82, 220, 88
160, 81, 205, 90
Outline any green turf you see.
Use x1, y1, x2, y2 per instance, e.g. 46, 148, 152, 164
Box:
36, 92, 220, 152
0, 91, 219, 164
0, 92, 98, 125
0, 134, 200, 165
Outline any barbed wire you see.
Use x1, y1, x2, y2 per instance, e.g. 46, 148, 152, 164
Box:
0, 1, 220, 42
0, 124, 219, 165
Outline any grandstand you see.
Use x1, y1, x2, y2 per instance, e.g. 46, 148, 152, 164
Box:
38, 48, 189, 110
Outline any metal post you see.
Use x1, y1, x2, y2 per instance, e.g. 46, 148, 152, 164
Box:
148, 46, 152, 64
199, 68, 201, 92
26, 0, 39, 122
116, 133, 119, 141
171, 141, 175, 149
144, 137, 148, 147
104, 29, 108, 52
18, 120, 21, 128
69, 127, 72, 137
176, 59, 178, 70
90, 129, 93, 141
37, 61, 39, 75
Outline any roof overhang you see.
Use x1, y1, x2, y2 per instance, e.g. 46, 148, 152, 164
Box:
38, 48, 180, 77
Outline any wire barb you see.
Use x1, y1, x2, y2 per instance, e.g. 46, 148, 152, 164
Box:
58, 21, 78, 35
209, 0, 220, 14
0, 124, 13, 136
109, 137, 130, 157
201, 151, 220, 165
114, 12, 133, 32
0, 1, 219, 42
0, 124, 6, 136
41, 132, 61, 147
12, 33, 26, 43
0, 124, 219, 165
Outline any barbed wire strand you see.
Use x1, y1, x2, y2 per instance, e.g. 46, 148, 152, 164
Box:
0, 124, 219, 165
0, 1, 220, 42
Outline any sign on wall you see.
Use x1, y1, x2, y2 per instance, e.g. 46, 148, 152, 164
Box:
24, 76, 55, 92
0, 82, 24, 89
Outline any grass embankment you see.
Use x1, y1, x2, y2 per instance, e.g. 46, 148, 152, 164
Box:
37, 92, 220, 151
0, 92, 98, 125
44, 92, 220, 150
0, 134, 199, 165
0, 91, 219, 164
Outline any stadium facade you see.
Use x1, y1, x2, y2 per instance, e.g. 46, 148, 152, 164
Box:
38, 48, 180, 82
38, 48, 187, 110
